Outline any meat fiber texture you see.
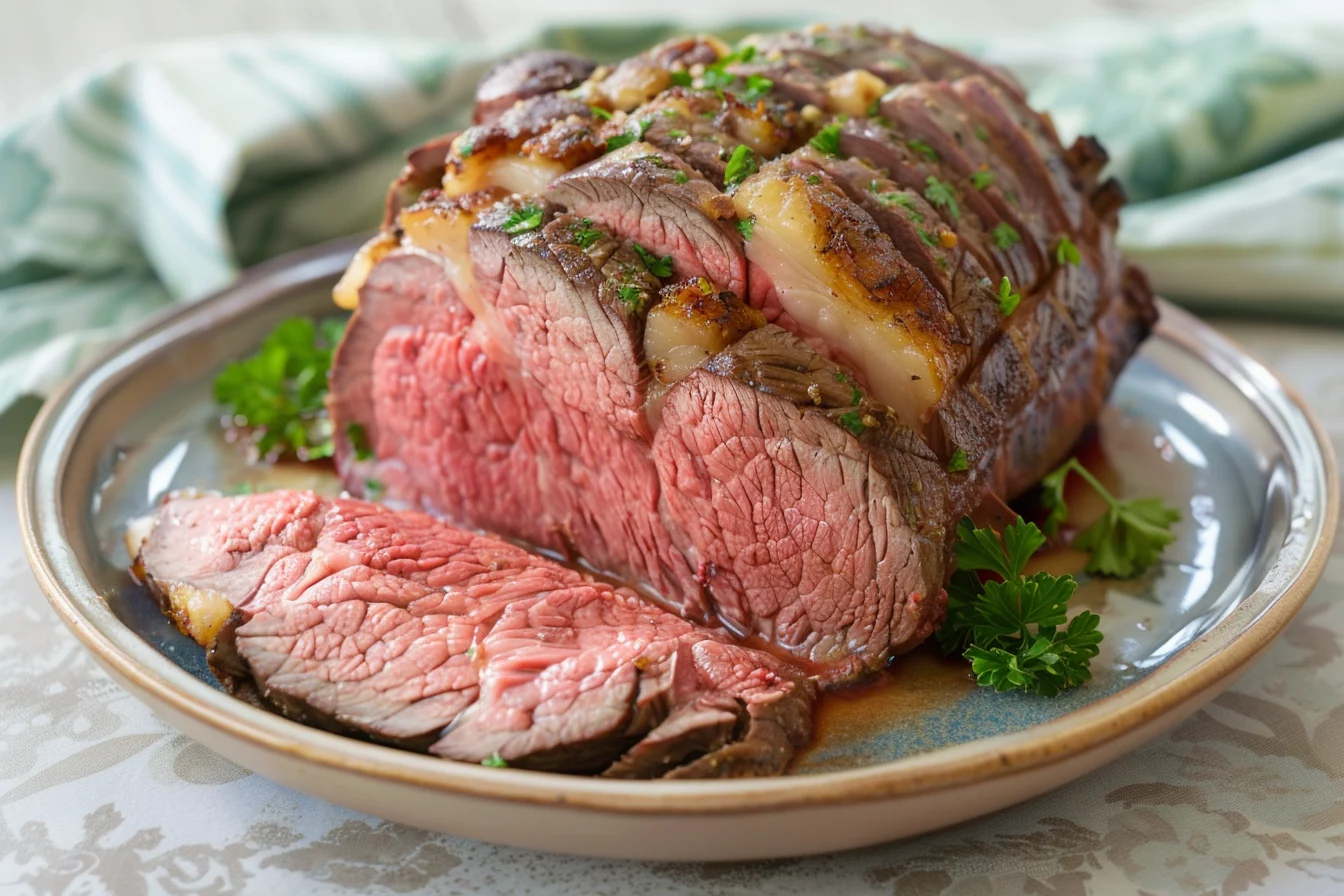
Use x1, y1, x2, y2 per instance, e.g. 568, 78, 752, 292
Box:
133, 491, 814, 778
329, 24, 1157, 686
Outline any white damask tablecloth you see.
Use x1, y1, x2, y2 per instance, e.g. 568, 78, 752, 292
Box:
0, 316, 1340, 895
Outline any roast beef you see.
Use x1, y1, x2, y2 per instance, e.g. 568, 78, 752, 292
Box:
131, 491, 813, 777
328, 24, 1156, 685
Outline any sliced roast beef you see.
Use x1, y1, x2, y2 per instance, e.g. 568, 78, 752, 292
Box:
653, 325, 958, 681
473, 50, 597, 125
547, 143, 747, 296
131, 491, 813, 776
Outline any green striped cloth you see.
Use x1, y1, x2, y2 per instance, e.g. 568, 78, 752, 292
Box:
2, 8, 1343, 413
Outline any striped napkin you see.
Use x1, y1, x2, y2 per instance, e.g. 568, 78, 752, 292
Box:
1, 3, 1342, 413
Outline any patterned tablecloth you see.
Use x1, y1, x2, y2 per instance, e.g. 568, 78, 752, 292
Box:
0, 316, 1338, 895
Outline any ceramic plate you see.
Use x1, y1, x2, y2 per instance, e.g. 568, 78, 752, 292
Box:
18, 237, 1338, 860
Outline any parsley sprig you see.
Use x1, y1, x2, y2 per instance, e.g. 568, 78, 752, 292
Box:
1040, 459, 1181, 578
939, 518, 1102, 696
213, 317, 347, 461
723, 144, 758, 190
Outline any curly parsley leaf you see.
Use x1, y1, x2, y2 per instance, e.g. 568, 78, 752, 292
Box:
947, 447, 969, 473
737, 215, 756, 240
923, 176, 960, 220
723, 144, 759, 189
970, 169, 996, 190
809, 123, 842, 156
570, 218, 605, 249
997, 276, 1021, 316
604, 117, 651, 153
213, 316, 348, 461
992, 222, 1021, 250
742, 74, 774, 104
939, 518, 1101, 696
1056, 235, 1082, 266
501, 204, 544, 234
1039, 458, 1181, 578
633, 244, 674, 278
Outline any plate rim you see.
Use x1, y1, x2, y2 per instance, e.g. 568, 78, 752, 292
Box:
17, 239, 1339, 816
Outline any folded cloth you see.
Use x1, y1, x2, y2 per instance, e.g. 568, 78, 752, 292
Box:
1, 4, 1342, 413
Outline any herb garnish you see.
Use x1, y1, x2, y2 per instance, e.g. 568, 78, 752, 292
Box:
992, 222, 1021, 250
742, 74, 774, 103
723, 144, 758, 189
809, 123, 842, 156
669, 70, 693, 87
481, 753, 508, 768
605, 118, 651, 153
673, 170, 690, 184
974, 125, 990, 142
1040, 459, 1181, 579
806, 173, 823, 186
947, 448, 969, 473
838, 411, 866, 435
876, 191, 924, 221
737, 216, 756, 240
213, 317, 347, 460
938, 518, 1102, 696
346, 423, 374, 461
570, 218, 604, 249
616, 283, 646, 311
634, 244, 674, 278
970, 169, 996, 190
1056, 235, 1082, 266
590, 106, 612, 121
997, 276, 1021, 315
500, 204, 544, 235
923, 176, 960, 220
908, 139, 939, 162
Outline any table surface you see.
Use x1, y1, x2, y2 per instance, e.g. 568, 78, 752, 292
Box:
5, 2, 1344, 894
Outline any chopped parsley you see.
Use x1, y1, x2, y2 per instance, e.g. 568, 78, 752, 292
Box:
997, 277, 1021, 315
633, 244, 674, 278
364, 479, 385, 499
908, 139, 939, 162
702, 67, 735, 92
1056, 235, 1082, 266
500, 204, 544, 235
938, 518, 1102, 697
809, 123, 842, 156
923, 177, 960, 220
723, 144, 759, 189
346, 422, 374, 461
570, 218, 604, 249
673, 170, 690, 184
213, 317, 347, 460
1040, 459, 1181, 579
876, 192, 924, 221
866, 97, 881, 117
838, 411, 866, 436
669, 70, 693, 87
742, 74, 774, 104
970, 169, 996, 190
590, 106, 612, 121
481, 753, 509, 768
667, 128, 688, 140
616, 283, 646, 311
604, 118, 651, 153
458, 140, 474, 159
947, 447, 969, 473
737, 215, 756, 240
992, 222, 1021, 250
974, 125, 990, 142
806, 173, 823, 186
917, 226, 938, 247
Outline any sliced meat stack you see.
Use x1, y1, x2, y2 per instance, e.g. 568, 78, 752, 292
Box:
129, 491, 813, 777
327, 23, 1156, 686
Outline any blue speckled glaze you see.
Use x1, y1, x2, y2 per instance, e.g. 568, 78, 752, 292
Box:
88, 282, 1285, 775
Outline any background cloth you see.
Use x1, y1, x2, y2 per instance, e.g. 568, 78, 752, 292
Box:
1, 1, 1344, 412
